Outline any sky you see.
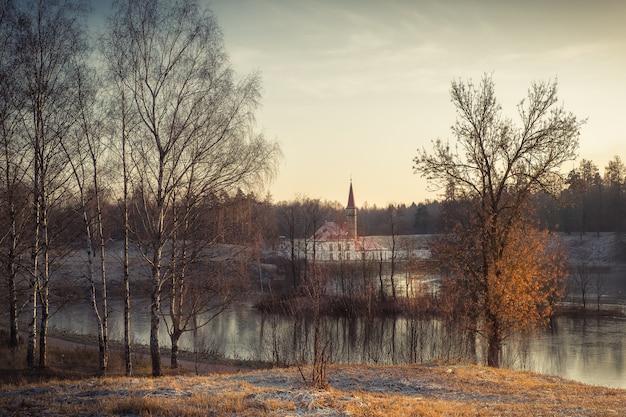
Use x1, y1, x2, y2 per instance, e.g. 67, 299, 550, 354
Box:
94, 0, 626, 207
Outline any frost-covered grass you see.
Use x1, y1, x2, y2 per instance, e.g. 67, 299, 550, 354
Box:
2, 363, 626, 416
561, 232, 626, 265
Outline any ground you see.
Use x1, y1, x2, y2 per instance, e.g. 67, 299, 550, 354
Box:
2, 361, 626, 416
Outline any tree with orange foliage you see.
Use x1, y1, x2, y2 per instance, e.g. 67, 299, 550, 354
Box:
435, 213, 567, 367
414, 74, 582, 367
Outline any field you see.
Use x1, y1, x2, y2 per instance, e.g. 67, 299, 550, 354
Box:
1, 342, 625, 416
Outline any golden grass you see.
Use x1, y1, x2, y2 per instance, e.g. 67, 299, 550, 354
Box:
80, 378, 291, 417
1, 367, 625, 417
2, 339, 626, 417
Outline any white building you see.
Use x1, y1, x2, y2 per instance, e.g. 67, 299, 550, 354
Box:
278, 182, 430, 263
310, 219, 390, 262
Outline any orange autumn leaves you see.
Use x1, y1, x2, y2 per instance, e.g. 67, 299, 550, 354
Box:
485, 223, 566, 337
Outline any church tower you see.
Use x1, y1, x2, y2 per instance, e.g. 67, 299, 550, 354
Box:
346, 181, 357, 240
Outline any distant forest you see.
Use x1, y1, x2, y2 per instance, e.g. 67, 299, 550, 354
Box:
264, 156, 626, 238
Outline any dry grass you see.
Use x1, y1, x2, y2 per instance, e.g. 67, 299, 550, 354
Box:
2, 361, 625, 416
1, 332, 623, 416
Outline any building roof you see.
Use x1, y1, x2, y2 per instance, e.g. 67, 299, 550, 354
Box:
313, 221, 349, 241
311, 221, 388, 251
354, 239, 386, 251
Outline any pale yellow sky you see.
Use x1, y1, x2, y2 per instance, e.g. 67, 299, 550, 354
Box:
93, 0, 626, 207
207, 0, 626, 207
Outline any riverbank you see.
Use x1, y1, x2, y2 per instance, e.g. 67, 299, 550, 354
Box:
0, 327, 273, 384
2, 360, 625, 416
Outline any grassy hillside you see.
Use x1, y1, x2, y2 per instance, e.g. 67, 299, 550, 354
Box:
2, 362, 625, 416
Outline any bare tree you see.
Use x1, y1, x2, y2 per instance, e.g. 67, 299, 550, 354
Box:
106, 0, 280, 376
593, 267, 605, 313
13, 0, 87, 368
278, 201, 304, 290
61, 63, 110, 375
571, 261, 593, 312
0, 0, 30, 355
295, 261, 330, 389
101, 12, 139, 376
414, 74, 582, 367
164, 189, 253, 369
385, 205, 400, 300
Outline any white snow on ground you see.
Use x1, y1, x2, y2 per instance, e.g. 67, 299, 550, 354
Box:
559, 232, 626, 266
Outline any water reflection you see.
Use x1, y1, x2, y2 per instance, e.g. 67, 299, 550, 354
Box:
519, 317, 626, 388
48, 299, 626, 388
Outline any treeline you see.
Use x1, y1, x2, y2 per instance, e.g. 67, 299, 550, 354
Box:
259, 154, 626, 240
27, 152, 622, 255
536, 157, 626, 234
365, 156, 626, 236
8, 155, 621, 257
266, 198, 440, 240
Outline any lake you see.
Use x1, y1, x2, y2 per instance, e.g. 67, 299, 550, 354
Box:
48, 297, 626, 388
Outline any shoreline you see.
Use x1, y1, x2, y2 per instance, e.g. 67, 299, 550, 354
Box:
0, 326, 262, 376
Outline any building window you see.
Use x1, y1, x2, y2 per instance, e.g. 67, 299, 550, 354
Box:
346, 253, 350, 261
330, 253, 333, 261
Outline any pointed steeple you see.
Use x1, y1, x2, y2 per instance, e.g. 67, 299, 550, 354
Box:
346, 181, 355, 210
346, 181, 357, 240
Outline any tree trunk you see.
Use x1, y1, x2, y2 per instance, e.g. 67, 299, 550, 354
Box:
85, 230, 106, 375
7, 248, 19, 352
150, 260, 162, 377
27, 280, 37, 368
38, 282, 48, 368
170, 202, 180, 370
170, 331, 181, 369
390, 241, 397, 301
486, 314, 500, 368
8, 272, 18, 351
150, 298, 161, 376
38, 214, 49, 368
6, 193, 20, 352
121, 91, 132, 377
123, 240, 132, 376
378, 257, 385, 301
96, 190, 109, 374
28, 150, 40, 369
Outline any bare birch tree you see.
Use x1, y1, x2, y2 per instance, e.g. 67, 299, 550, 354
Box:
105, 0, 280, 376
13, 0, 87, 368
101, 11, 138, 376
61, 64, 110, 375
0, 0, 30, 355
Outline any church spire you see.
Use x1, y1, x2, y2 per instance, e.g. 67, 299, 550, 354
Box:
346, 181, 355, 209
346, 181, 357, 240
